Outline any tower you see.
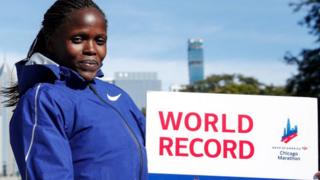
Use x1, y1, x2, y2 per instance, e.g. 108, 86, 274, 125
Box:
0, 61, 11, 176
0, 58, 18, 177
188, 38, 204, 85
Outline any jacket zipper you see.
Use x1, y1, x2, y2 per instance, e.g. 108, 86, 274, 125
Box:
88, 83, 143, 180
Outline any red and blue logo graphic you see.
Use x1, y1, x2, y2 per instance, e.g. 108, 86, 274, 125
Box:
281, 119, 298, 143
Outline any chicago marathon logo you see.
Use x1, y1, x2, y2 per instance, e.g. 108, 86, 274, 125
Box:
281, 119, 298, 143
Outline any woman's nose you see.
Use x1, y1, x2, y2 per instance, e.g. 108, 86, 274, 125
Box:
83, 41, 96, 55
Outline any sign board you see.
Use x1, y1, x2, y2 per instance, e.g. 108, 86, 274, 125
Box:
146, 92, 318, 179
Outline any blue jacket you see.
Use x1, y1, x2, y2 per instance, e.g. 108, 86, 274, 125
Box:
10, 53, 148, 180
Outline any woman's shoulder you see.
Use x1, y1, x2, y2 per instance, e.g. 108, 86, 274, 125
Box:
20, 82, 74, 106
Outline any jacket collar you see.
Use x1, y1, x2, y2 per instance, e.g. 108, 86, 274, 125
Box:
16, 53, 104, 94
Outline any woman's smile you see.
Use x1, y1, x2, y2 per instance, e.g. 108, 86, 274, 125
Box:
77, 59, 100, 71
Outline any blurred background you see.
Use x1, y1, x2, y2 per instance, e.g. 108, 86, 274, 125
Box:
0, 0, 319, 179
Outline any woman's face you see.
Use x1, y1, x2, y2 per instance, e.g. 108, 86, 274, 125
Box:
48, 8, 107, 81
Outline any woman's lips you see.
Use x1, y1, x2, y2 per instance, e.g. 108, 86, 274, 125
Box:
77, 60, 99, 71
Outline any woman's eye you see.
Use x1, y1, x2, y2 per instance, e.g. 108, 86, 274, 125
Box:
71, 36, 83, 44
96, 37, 106, 45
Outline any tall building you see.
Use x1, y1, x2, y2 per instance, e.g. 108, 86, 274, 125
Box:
114, 72, 161, 109
0, 60, 19, 178
188, 38, 204, 85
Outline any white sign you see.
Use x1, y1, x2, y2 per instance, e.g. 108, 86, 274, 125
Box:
146, 92, 318, 179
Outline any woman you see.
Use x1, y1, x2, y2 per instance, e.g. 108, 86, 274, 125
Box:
8, 0, 147, 179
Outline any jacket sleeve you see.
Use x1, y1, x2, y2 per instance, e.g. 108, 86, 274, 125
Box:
10, 84, 74, 180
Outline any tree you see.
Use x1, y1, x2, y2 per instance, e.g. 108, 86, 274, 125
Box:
181, 74, 287, 96
287, 2, 320, 171
285, 0, 320, 97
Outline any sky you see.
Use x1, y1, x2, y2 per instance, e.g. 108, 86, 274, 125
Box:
0, 0, 316, 90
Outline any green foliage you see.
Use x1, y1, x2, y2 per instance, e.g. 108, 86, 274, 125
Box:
285, 49, 320, 97
141, 107, 146, 116
285, 0, 320, 97
290, 0, 320, 41
181, 74, 287, 96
